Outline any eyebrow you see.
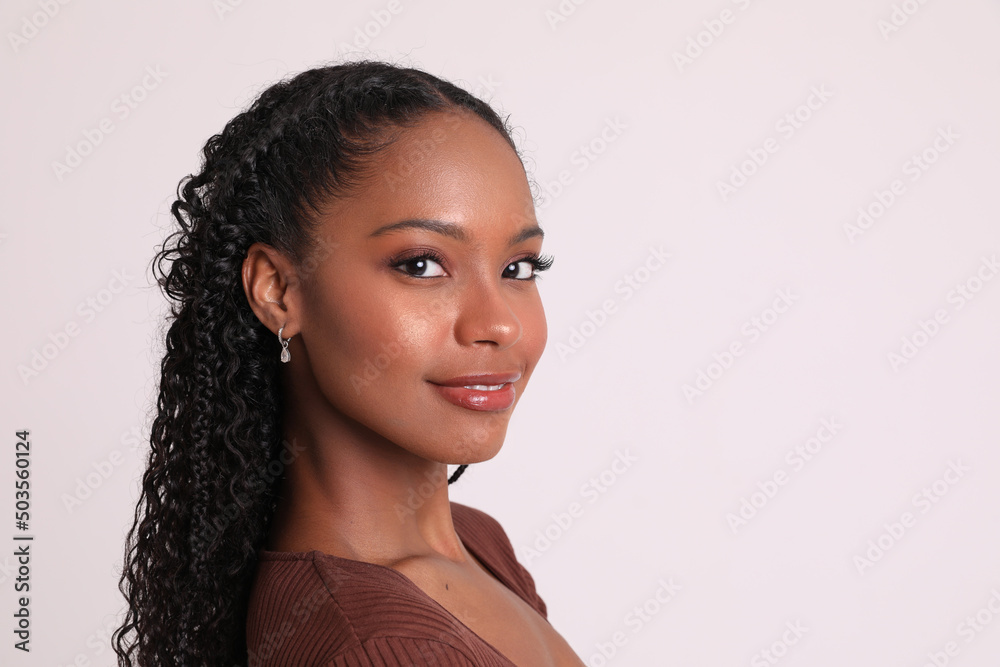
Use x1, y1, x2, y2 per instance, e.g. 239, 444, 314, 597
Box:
369, 218, 544, 246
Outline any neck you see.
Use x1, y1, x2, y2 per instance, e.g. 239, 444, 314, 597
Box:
266, 374, 466, 567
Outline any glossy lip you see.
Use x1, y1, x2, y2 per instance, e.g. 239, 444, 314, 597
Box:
432, 372, 521, 387
428, 372, 521, 412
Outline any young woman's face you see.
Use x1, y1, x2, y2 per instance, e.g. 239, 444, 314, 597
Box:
291, 110, 548, 465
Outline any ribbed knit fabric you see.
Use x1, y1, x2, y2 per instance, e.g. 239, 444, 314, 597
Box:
246, 502, 547, 666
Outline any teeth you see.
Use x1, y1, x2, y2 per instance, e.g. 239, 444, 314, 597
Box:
464, 384, 504, 391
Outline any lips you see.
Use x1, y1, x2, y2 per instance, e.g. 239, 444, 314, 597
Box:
434, 373, 521, 387
430, 373, 521, 411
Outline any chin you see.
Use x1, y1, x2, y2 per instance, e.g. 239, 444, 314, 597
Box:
452, 441, 505, 465
428, 420, 510, 465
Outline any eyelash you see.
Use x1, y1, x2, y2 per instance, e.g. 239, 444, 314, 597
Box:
390, 251, 554, 281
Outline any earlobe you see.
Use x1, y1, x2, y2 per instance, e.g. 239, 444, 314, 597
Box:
242, 242, 300, 337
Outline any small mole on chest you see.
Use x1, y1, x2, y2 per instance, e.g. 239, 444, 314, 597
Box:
445, 584, 449, 590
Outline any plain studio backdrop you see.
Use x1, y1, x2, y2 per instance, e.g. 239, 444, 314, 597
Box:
2, 1, 999, 665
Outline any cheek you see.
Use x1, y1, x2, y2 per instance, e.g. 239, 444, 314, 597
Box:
519, 296, 548, 373
503, 295, 546, 418
303, 280, 452, 397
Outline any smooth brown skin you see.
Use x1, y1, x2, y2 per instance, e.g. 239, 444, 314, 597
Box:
242, 110, 584, 666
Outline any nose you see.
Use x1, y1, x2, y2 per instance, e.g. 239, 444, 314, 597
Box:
453, 277, 521, 350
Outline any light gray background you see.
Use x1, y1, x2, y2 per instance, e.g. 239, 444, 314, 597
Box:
2, 1, 999, 665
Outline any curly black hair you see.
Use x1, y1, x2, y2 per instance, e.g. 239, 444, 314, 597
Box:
113, 60, 522, 667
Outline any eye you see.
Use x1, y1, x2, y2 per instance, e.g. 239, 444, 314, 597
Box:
392, 253, 447, 278
502, 253, 554, 281
503, 260, 535, 280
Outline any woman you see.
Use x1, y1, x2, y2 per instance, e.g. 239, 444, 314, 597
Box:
114, 61, 585, 666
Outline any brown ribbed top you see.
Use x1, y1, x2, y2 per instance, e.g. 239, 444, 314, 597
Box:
245, 501, 547, 666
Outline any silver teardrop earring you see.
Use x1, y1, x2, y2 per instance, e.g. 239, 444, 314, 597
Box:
277, 325, 292, 363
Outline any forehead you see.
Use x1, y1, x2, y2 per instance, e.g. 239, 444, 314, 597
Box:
319, 110, 537, 234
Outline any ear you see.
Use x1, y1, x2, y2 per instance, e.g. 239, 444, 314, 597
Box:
242, 242, 301, 338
